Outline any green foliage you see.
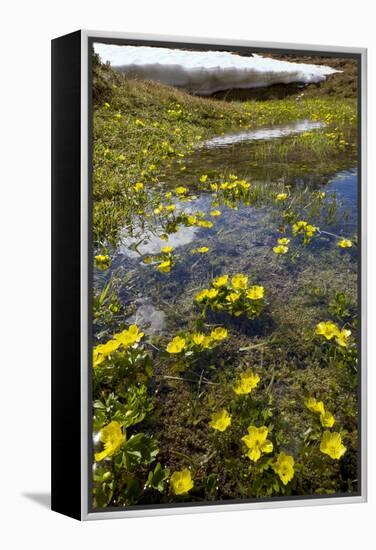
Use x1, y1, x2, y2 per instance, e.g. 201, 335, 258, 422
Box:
93, 387, 153, 432
146, 463, 171, 493
117, 433, 159, 470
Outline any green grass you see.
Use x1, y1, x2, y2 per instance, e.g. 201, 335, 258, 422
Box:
92, 58, 357, 247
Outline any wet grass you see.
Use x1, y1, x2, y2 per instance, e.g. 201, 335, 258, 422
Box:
91, 58, 359, 507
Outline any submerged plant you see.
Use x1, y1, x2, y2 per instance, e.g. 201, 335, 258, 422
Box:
195, 273, 266, 319
165, 327, 228, 355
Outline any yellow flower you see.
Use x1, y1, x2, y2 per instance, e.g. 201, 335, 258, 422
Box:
233, 370, 260, 395
226, 292, 241, 303
133, 182, 144, 192
191, 333, 205, 346
199, 174, 208, 183
186, 215, 197, 226
237, 179, 250, 190
195, 288, 219, 302
320, 410, 336, 428
206, 288, 219, 299
209, 409, 232, 432
166, 336, 186, 354
213, 274, 229, 288
305, 397, 325, 416
175, 186, 187, 195
210, 183, 218, 192
276, 193, 288, 201
195, 289, 209, 303
246, 285, 264, 300
292, 220, 307, 235
241, 426, 273, 462
320, 431, 347, 459
161, 246, 173, 254
305, 224, 318, 237
154, 204, 164, 215
104, 102, 111, 109
201, 336, 213, 349
277, 237, 290, 245
273, 245, 288, 254
94, 421, 125, 462
94, 339, 120, 357
272, 452, 295, 485
337, 239, 352, 248
156, 260, 172, 273
210, 210, 222, 217
315, 321, 339, 340
197, 220, 213, 228
165, 204, 176, 212
114, 325, 144, 348
165, 191, 172, 199
170, 468, 193, 495
335, 328, 351, 347
231, 273, 248, 290
197, 247, 209, 254
135, 118, 145, 127
210, 327, 228, 341
95, 254, 111, 270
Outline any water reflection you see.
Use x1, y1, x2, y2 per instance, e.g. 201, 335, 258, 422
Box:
203, 120, 325, 148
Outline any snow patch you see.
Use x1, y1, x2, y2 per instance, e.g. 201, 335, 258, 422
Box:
94, 43, 339, 95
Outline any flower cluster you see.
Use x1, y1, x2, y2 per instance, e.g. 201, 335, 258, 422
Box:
292, 220, 319, 244
166, 327, 228, 355
305, 398, 347, 460
142, 246, 176, 274
93, 325, 144, 368
273, 237, 290, 255
337, 238, 352, 248
201, 174, 252, 209
95, 254, 111, 270
195, 273, 265, 319
233, 370, 260, 395
305, 397, 335, 428
208, 367, 296, 485
315, 321, 351, 348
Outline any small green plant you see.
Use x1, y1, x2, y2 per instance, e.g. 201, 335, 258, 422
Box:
195, 273, 265, 319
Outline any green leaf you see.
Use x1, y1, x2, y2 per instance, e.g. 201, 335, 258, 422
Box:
122, 433, 159, 470
146, 462, 170, 492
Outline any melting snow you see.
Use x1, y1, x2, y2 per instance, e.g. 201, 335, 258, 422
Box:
94, 43, 338, 95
